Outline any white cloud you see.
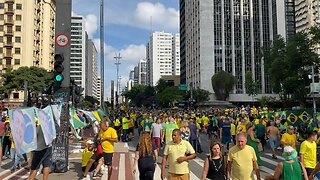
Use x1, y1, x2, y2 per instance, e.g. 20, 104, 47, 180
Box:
84, 14, 98, 39
106, 44, 146, 62
93, 39, 112, 54
127, 65, 136, 72
132, 2, 179, 31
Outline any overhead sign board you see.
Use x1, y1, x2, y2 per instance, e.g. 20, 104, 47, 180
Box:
178, 84, 188, 91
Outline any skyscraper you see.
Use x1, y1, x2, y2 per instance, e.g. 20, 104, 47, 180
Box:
71, 16, 86, 91
180, 0, 277, 102
295, 0, 320, 33
0, 0, 55, 105
138, 59, 147, 85
146, 31, 180, 86
85, 39, 99, 100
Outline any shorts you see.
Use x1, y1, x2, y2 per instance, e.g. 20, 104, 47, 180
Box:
102, 152, 113, 166
31, 147, 52, 170
269, 136, 278, 149
152, 137, 161, 149
168, 173, 189, 180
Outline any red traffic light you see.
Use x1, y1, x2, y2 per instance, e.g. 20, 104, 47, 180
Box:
54, 54, 64, 63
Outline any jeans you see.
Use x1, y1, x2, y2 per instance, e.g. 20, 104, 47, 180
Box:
10, 148, 23, 170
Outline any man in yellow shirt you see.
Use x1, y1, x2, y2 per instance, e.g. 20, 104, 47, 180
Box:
98, 120, 118, 180
227, 133, 261, 180
281, 126, 297, 149
300, 131, 318, 176
161, 129, 196, 180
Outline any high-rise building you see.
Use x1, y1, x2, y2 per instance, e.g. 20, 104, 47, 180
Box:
138, 59, 147, 85
85, 39, 99, 100
180, 0, 277, 102
0, 0, 55, 105
97, 76, 101, 103
71, 16, 86, 91
272, 0, 296, 41
146, 31, 180, 86
295, 0, 320, 33
134, 66, 139, 84
172, 33, 180, 75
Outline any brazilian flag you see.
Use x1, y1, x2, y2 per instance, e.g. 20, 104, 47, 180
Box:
287, 113, 298, 124
299, 111, 310, 122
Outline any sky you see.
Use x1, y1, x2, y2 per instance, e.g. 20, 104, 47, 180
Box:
72, 0, 179, 99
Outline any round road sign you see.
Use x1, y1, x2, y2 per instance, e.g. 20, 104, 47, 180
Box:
55, 34, 69, 47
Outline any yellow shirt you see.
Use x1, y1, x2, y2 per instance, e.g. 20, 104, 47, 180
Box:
236, 124, 246, 134
230, 123, 236, 136
281, 133, 297, 149
163, 140, 195, 174
82, 147, 94, 167
300, 140, 317, 168
228, 145, 257, 180
99, 127, 118, 153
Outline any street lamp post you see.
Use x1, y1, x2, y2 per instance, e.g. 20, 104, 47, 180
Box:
114, 53, 121, 107
312, 65, 317, 115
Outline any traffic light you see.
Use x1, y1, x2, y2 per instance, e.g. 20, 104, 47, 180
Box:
53, 54, 64, 83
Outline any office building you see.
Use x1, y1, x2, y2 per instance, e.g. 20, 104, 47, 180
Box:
146, 31, 180, 86
180, 0, 278, 102
85, 39, 99, 100
138, 59, 147, 85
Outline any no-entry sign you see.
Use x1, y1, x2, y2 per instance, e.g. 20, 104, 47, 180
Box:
55, 34, 69, 47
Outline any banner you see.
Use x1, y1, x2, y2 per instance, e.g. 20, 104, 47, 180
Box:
69, 107, 86, 129
78, 110, 98, 122
51, 104, 62, 126
37, 106, 57, 145
8, 108, 37, 154
92, 111, 101, 122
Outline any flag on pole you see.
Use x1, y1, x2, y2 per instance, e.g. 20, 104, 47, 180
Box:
69, 107, 86, 129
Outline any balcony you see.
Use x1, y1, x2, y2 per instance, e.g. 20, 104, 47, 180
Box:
5, 0, 15, 3
4, 30, 13, 36
4, 19, 14, 25
4, 41, 13, 47
4, 8, 14, 14
3, 53, 12, 59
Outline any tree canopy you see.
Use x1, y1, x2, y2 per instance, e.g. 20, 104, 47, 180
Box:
211, 71, 236, 101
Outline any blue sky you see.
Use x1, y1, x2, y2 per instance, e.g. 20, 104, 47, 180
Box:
72, 0, 179, 99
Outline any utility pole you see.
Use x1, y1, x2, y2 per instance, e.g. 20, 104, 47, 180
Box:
312, 65, 317, 115
100, 0, 105, 109
114, 53, 121, 107
53, 0, 71, 173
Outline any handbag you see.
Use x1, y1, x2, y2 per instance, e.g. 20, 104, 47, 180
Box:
96, 144, 103, 156
258, 143, 263, 152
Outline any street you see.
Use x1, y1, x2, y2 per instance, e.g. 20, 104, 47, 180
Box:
0, 130, 292, 180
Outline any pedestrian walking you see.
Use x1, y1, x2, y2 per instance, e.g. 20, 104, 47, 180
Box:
300, 130, 317, 176
132, 132, 158, 180
150, 117, 163, 150
246, 122, 262, 166
201, 141, 226, 180
227, 133, 260, 180
161, 129, 196, 180
267, 121, 280, 159
272, 146, 308, 180
281, 125, 297, 149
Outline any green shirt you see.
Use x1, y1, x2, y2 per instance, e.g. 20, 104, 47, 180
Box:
163, 123, 178, 143
122, 117, 129, 129
281, 161, 302, 180
255, 124, 265, 138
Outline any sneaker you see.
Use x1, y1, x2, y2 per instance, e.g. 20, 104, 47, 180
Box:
272, 155, 278, 159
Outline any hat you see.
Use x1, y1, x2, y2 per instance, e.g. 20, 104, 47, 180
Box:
282, 146, 298, 160
86, 140, 94, 144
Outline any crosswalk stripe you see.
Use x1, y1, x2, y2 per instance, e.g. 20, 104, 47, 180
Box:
260, 156, 278, 166
265, 153, 284, 161
119, 153, 126, 180
259, 166, 275, 175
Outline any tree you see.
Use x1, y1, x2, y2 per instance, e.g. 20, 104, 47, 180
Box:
155, 79, 169, 94
185, 88, 210, 103
245, 72, 258, 101
84, 96, 99, 107
211, 71, 236, 101
0, 66, 53, 106
156, 86, 183, 107
264, 27, 320, 106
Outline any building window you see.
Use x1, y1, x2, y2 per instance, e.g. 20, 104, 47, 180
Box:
13, 93, 19, 99
15, 48, 20, 54
15, 36, 21, 43
0, 3, 3, 9
16, 15, 21, 21
15, 26, 21, 32
14, 59, 20, 65
0, 25, 3, 31
16, 4, 22, 10
6, 59, 11, 65
0, 14, 3, 20
0, 59, 2, 65
0, 48, 2, 54
0, 36, 2, 43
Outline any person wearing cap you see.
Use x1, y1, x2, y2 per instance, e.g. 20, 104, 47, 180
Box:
273, 146, 308, 180
281, 125, 297, 149
299, 131, 318, 176
81, 140, 97, 178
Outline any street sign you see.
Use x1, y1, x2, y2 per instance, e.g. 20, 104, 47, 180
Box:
178, 84, 188, 91
55, 33, 69, 47
310, 83, 320, 94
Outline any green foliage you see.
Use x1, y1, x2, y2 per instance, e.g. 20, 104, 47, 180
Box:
0, 66, 53, 93
155, 79, 169, 94
211, 71, 236, 101
245, 72, 258, 97
84, 96, 99, 106
264, 26, 320, 106
122, 85, 156, 107
185, 88, 210, 103
156, 86, 183, 107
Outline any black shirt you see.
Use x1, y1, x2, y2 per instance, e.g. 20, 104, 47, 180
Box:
207, 156, 225, 180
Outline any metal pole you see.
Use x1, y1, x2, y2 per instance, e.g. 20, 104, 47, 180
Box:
23, 80, 28, 107
100, 0, 105, 109
114, 53, 121, 106
312, 65, 316, 115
